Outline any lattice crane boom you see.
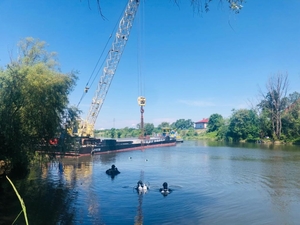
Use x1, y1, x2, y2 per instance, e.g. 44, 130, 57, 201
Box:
79, 0, 140, 136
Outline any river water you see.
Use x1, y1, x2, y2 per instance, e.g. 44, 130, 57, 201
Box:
1, 140, 300, 225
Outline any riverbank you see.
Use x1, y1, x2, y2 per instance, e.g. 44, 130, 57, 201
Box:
180, 129, 300, 146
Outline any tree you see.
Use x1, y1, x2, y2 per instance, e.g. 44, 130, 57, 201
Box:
171, 119, 194, 130
136, 123, 154, 136
64, 106, 82, 135
281, 93, 300, 141
258, 73, 289, 140
179, 0, 244, 13
227, 109, 260, 142
207, 113, 224, 133
119, 127, 130, 138
215, 119, 229, 141
258, 109, 272, 139
157, 122, 171, 130
92, 0, 245, 18
0, 37, 77, 175
117, 130, 122, 138
286, 91, 300, 108
281, 105, 300, 141
144, 123, 154, 136
110, 128, 116, 138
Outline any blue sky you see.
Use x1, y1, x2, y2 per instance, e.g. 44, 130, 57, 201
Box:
1, 0, 300, 129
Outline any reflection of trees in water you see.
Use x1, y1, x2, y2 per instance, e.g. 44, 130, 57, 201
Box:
29, 163, 78, 224
58, 157, 104, 224
0, 161, 79, 224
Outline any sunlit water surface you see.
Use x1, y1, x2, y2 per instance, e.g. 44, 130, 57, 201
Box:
1, 141, 300, 224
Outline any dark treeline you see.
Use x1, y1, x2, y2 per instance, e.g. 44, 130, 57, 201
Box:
95, 119, 194, 138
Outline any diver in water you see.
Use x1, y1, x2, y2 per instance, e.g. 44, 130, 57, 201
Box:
106, 164, 120, 176
159, 182, 172, 196
135, 180, 148, 193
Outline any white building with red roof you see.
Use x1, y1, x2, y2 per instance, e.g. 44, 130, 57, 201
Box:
194, 118, 209, 129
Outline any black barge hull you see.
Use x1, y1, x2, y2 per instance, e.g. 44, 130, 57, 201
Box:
79, 138, 177, 156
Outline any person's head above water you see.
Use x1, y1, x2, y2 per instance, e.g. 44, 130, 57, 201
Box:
163, 182, 168, 189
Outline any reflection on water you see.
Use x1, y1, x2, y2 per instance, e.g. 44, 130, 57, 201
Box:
134, 186, 144, 225
1, 141, 300, 224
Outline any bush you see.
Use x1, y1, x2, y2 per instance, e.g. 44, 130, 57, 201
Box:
292, 137, 300, 145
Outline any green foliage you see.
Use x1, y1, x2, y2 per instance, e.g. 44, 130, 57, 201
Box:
205, 130, 218, 139
281, 99, 300, 141
258, 85, 299, 142
157, 122, 170, 130
171, 119, 194, 130
0, 37, 77, 174
186, 128, 196, 137
110, 128, 116, 138
216, 120, 229, 141
204, 0, 245, 13
136, 123, 155, 136
64, 106, 81, 134
156, 122, 171, 134
95, 127, 140, 139
144, 123, 154, 136
286, 91, 300, 107
94, 0, 245, 15
117, 130, 122, 138
257, 110, 272, 139
227, 109, 260, 142
292, 137, 300, 145
207, 113, 224, 133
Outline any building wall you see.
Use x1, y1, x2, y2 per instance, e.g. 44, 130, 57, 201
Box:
195, 122, 207, 129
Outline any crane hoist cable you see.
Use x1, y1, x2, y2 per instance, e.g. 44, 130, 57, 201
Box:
136, 0, 145, 98
77, 2, 129, 108
136, 1, 146, 139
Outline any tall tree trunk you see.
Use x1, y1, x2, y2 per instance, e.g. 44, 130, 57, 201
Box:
265, 73, 289, 140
